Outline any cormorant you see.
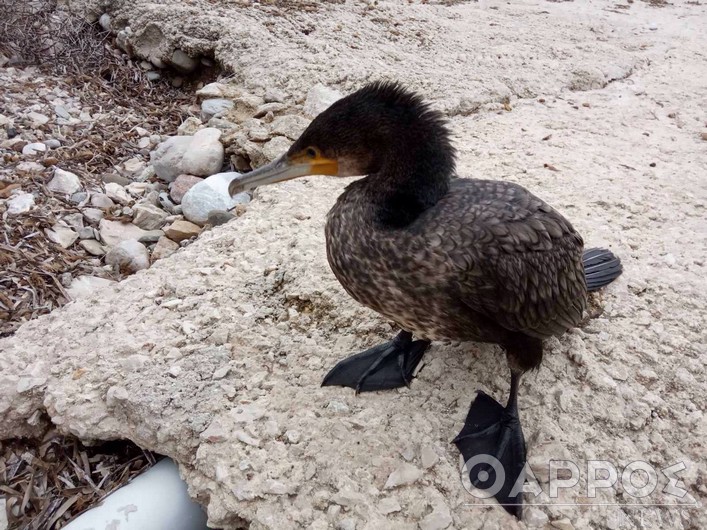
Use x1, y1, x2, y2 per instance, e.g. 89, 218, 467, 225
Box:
227, 81, 622, 518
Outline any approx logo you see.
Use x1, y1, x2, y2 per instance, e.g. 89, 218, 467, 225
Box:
460, 456, 693, 506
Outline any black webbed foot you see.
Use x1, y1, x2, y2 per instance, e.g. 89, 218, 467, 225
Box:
321, 331, 430, 393
453, 374, 526, 519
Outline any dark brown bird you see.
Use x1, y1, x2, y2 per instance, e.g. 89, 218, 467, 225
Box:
228, 81, 622, 518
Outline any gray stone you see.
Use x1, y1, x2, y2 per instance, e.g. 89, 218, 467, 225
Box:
139, 190, 161, 208
79, 239, 105, 256
181, 172, 249, 226
303, 83, 342, 117
170, 49, 198, 73
82, 208, 104, 224
99, 219, 149, 247
62, 213, 84, 230
44, 224, 78, 249
22, 142, 47, 156
47, 168, 82, 195
150, 136, 192, 182
69, 192, 88, 205
158, 192, 178, 214
90, 193, 115, 209
104, 182, 132, 205
151, 236, 179, 260
102, 173, 131, 186
132, 203, 169, 230
78, 226, 98, 240
201, 99, 234, 121
6, 192, 35, 215
45, 139, 61, 149
54, 105, 71, 120
206, 210, 234, 227
138, 230, 164, 244
66, 275, 115, 299
254, 102, 287, 118
105, 240, 150, 274
146, 71, 161, 82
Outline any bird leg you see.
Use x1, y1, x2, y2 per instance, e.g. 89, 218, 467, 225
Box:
453, 371, 526, 519
321, 331, 430, 393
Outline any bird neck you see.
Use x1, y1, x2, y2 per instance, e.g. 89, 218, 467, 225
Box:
365, 140, 455, 228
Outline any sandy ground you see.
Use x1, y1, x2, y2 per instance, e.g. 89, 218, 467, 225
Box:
2, 0, 706, 529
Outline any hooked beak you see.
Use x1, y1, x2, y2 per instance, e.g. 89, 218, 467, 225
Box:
228, 154, 338, 196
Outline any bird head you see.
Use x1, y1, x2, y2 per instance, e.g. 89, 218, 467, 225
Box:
228, 81, 454, 196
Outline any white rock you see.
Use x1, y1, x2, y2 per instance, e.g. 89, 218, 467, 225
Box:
264, 87, 287, 103
132, 203, 168, 230
45, 139, 60, 149
99, 13, 112, 31
270, 115, 310, 140
419, 507, 453, 530
44, 224, 78, 248
47, 168, 82, 195
303, 83, 343, 117
82, 208, 104, 224
79, 239, 105, 256
180, 128, 225, 177
6, 192, 35, 215
525, 507, 550, 527
378, 497, 401, 515
178, 117, 203, 136
90, 193, 115, 209
105, 182, 133, 205
137, 137, 151, 149
420, 445, 438, 469
66, 275, 115, 299
99, 219, 149, 247
105, 239, 150, 274
181, 172, 250, 226
196, 82, 228, 98
15, 161, 44, 173
384, 462, 423, 489
27, 112, 50, 125
123, 157, 146, 174
151, 136, 192, 181
201, 99, 234, 121
22, 142, 47, 156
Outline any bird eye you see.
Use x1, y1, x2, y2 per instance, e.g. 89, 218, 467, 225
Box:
305, 147, 318, 158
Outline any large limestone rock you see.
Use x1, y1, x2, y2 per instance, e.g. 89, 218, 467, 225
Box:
0, 181, 507, 530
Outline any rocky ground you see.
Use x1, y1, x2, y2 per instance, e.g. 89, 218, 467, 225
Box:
1, 0, 707, 529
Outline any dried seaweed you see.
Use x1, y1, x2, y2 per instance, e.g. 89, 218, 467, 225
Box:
1, 432, 157, 529
0, 0, 194, 337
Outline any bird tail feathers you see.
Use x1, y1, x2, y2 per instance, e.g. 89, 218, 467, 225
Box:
583, 248, 622, 292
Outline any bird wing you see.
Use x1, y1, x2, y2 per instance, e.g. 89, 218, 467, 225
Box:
428, 179, 587, 339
